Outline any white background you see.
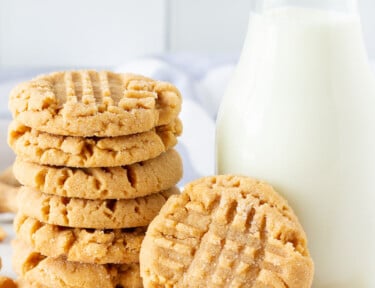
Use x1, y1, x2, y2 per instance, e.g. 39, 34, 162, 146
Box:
0, 0, 374, 68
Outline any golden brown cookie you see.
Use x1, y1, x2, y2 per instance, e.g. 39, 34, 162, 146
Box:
18, 186, 179, 229
14, 213, 145, 264
140, 175, 314, 288
0, 166, 20, 213
13, 149, 182, 200
0, 227, 6, 242
0, 183, 18, 213
13, 240, 142, 288
16, 278, 45, 288
9, 70, 182, 137
8, 119, 182, 167
0, 276, 17, 288
0, 166, 19, 187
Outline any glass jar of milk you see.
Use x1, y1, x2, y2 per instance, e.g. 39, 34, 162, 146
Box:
216, 0, 375, 287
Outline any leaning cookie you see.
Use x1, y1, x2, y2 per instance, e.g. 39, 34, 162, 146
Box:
140, 175, 314, 288
14, 214, 145, 264
13, 149, 182, 200
0, 167, 20, 213
17, 186, 179, 229
13, 240, 142, 288
0, 183, 18, 213
9, 70, 182, 137
0, 166, 19, 187
8, 119, 182, 167
0, 276, 17, 288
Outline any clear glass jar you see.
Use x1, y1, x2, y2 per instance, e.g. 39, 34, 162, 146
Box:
216, 0, 375, 286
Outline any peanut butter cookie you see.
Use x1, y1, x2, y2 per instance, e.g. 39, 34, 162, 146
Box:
13, 149, 182, 199
15, 214, 145, 264
140, 175, 314, 288
13, 240, 142, 288
8, 119, 182, 167
18, 186, 179, 229
9, 71, 181, 137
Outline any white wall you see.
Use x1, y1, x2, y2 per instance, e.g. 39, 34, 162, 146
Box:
168, 0, 252, 53
358, 0, 375, 58
0, 0, 374, 68
0, 0, 167, 68
169, 0, 375, 58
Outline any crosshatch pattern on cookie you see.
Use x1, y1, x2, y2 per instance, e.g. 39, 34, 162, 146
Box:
140, 175, 314, 288
14, 214, 146, 264
17, 186, 179, 229
8, 119, 182, 168
9, 71, 182, 137
13, 149, 182, 199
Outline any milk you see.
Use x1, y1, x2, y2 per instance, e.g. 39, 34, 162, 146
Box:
216, 7, 375, 287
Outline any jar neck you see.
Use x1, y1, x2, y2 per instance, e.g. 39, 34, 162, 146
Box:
252, 0, 358, 14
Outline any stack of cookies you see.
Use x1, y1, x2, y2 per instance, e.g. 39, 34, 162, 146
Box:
7, 70, 183, 287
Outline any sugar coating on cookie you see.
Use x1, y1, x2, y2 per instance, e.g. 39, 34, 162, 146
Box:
14, 214, 146, 264
140, 175, 314, 288
13, 149, 182, 200
8, 119, 182, 168
9, 70, 182, 137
